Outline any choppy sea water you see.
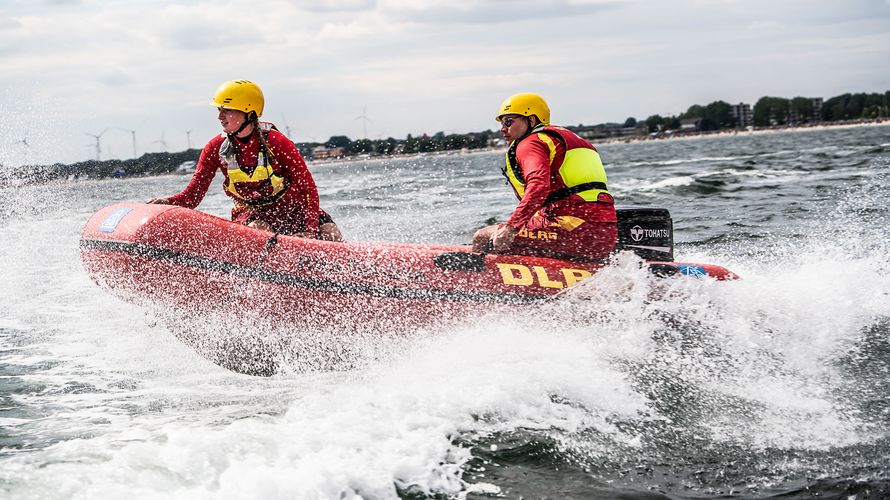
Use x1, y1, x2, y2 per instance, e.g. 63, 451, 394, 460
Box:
2, 124, 890, 499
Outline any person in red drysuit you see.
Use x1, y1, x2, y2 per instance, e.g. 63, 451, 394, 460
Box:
149, 79, 342, 241
471, 93, 616, 262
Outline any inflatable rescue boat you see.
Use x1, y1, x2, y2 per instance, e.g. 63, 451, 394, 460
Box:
80, 203, 738, 333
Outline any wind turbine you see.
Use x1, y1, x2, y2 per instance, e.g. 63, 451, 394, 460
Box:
116, 127, 138, 158
281, 113, 293, 139
13, 136, 31, 165
85, 128, 108, 161
153, 132, 168, 152
355, 106, 371, 140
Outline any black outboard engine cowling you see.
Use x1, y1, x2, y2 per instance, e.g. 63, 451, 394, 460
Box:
615, 207, 674, 261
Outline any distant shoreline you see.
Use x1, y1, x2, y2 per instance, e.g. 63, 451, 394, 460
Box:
5, 118, 886, 185
307, 118, 890, 167
597, 118, 890, 146
307, 145, 505, 167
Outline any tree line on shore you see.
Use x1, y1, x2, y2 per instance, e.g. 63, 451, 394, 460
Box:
10, 89, 888, 185
642, 91, 890, 133
9, 129, 504, 185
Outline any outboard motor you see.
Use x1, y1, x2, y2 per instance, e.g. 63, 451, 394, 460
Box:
615, 207, 674, 261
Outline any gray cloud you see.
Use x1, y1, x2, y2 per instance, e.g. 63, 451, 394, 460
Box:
0, 17, 21, 31
378, 0, 627, 25
290, 0, 376, 12
1, 0, 888, 165
98, 67, 135, 87
161, 24, 246, 51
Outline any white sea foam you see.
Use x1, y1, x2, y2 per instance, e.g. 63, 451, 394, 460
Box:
3, 129, 890, 498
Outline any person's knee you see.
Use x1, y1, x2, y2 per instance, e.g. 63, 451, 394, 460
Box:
319, 222, 344, 242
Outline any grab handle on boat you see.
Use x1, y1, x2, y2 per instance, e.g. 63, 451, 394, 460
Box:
646, 262, 680, 277
433, 251, 486, 272
255, 232, 280, 266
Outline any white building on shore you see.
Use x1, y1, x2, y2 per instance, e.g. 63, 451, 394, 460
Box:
730, 103, 753, 128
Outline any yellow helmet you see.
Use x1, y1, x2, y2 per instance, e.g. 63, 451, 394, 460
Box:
210, 80, 264, 117
496, 93, 550, 125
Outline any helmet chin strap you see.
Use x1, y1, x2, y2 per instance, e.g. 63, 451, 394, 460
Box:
517, 116, 538, 141
231, 111, 257, 139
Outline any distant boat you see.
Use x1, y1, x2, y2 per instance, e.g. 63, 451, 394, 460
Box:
175, 160, 197, 174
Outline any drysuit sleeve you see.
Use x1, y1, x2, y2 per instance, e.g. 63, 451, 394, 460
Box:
505, 136, 555, 228
166, 139, 220, 209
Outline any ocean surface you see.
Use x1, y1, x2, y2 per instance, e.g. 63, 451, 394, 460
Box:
2, 124, 890, 499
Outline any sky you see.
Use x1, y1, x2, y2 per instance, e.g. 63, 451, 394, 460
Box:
1, 0, 888, 166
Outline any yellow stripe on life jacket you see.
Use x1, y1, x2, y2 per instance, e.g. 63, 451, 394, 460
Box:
503, 147, 525, 198
536, 132, 558, 165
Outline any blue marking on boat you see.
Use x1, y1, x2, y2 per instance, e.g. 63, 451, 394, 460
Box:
677, 264, 707, 277
99, 207, 133, 233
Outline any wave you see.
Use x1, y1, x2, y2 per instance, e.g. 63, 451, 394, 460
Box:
3, 129, 890, 499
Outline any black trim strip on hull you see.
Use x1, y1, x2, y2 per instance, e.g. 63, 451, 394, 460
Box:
80, 238, 546, 305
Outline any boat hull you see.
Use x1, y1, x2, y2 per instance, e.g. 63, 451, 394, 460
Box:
80, 203, 738, 373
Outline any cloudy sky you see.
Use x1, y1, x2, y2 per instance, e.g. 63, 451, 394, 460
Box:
1, 0, 888, 165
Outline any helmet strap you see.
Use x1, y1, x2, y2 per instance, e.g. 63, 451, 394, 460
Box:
232, 111, 258, 138
516, 116, 537, 141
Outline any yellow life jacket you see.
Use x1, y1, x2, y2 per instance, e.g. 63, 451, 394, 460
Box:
220, 122, 288, 206
504, 126, 610, 205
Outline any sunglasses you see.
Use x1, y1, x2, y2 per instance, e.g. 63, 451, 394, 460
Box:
500, 116, 524, 127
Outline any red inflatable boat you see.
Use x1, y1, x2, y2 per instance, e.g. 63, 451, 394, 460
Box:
80, 203, 737, 373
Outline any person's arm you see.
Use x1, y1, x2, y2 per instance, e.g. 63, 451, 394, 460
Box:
271, 132, 320, 234
505, 137, 553, 228
489, 137, 554, 251
152, 140, 219, 208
